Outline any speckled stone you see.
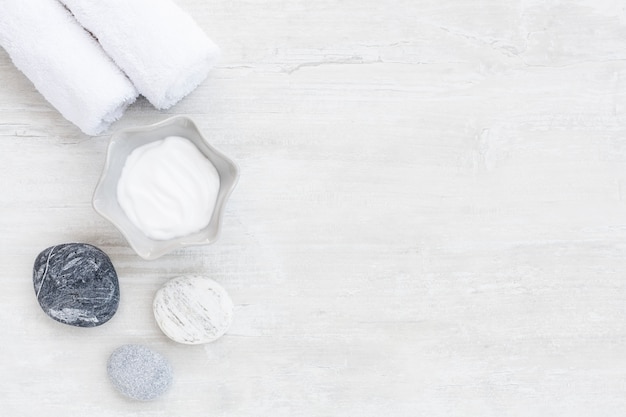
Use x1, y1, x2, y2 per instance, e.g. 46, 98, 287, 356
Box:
153, 276, 233, 344
107, 344, 172, 401
32, 243, 119, 327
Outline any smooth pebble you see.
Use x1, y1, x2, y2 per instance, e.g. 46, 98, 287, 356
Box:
32, 243, 119, 327
153, 275, 233, 344
107, 344, 172, 401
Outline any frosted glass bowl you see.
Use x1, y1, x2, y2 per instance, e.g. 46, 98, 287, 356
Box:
92, 116, 239, 260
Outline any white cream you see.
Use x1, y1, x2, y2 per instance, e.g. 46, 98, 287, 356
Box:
117, 136, 220, 240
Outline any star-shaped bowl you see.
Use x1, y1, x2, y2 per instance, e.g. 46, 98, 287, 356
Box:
92, 116, 239, 260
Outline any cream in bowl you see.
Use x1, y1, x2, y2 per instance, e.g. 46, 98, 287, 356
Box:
117, 136, 220, 240
93, 116, 239, 260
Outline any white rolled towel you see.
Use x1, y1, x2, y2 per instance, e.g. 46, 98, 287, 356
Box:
0, 0, 138, 135
61, 0, 220, 110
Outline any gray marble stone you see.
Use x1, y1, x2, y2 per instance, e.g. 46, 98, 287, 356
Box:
32, 243, 119, 327
107, 344, 172, 401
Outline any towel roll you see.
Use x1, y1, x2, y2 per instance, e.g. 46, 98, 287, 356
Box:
0, 0, 138, 135
61, 0, 220, 109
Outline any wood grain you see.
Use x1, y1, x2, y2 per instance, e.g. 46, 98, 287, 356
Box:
1, 0, 626, 415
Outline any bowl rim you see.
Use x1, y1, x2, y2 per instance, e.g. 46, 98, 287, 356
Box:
92, 115, 239, 260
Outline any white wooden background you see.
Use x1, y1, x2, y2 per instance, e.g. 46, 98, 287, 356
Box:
1, 0, 626, 415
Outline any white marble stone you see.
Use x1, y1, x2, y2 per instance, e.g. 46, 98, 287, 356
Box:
153, 276, 233, 344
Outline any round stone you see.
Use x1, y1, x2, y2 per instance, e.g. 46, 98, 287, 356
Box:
107, 344, 172, 401
153, 276, 233, 344
32, 243, 120, 327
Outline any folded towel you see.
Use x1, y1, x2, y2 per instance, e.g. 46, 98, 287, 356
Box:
0, 0, 138, 135
60, 0, 220, 110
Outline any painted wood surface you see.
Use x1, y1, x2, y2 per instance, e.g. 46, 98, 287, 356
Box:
1, 0, 626, 415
